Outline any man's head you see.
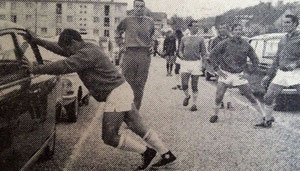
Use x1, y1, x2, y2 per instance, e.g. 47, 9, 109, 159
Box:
133, 0, 146, 16
282, 14, 299, 33
58, 29, 83, 55
231, 24, 243, 38
217, 23, 228, 37
189, 20, 199, 35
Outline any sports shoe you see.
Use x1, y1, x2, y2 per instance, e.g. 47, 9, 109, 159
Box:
210, 115, 218, 123
183, 95, 191, 106
254, 120, 272, 128
136, 147, 157, 170
220, 102, 225, 109
151, 151, 176, 169
263, 116, 275, 122
190, 104, 197, 111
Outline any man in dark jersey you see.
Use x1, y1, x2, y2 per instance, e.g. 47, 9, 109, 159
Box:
23, 29, 176, 170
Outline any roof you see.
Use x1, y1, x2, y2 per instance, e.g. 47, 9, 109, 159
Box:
251, 33, 286, 40
5, 0, 127, 5
0, 20, 24, 30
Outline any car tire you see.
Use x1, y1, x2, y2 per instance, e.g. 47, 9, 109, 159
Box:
65, 98, 78, 123
81, 94, 90, 106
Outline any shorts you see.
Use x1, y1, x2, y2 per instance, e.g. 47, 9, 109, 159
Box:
218, 70, 248, 86
104, 82, 134, 112
166, 55, 176, 64
271, 69, 300, 86
175, 63, 181, 74
180, 60, 202, 75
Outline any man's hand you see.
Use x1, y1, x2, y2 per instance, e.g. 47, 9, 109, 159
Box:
20, 58, 33, 73
216, 69, 228, 79
280, 63, 297, 71
261, 75, 271, 88
23, 29, 37, 44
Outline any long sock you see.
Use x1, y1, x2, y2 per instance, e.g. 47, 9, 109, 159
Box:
176, 74, 180, 86
143, 129, 169, 155
214, 104, 221, 115
251, 100, 265, 122
265, 105, 274, 121
117, 134, 147, 154
192, 91, 198, 105
183, 89, 190, 98
170, 64, 173, 73
166, 63, 169, 73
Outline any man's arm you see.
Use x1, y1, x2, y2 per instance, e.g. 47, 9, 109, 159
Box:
209, 41, 225, 71
199, 38, 207, 57
178, 38, 185, 59
35, 38, 70, 57
247, 45, 259, 72
115, 19, 126, 46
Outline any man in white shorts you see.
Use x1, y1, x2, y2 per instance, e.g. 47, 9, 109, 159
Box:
208, 24, 265, 124
23, 29, 176, 170
258, 15, 300, 128
179, 20, 207, 111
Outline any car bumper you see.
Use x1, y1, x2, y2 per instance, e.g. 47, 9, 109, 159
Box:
62, 93, 77, 106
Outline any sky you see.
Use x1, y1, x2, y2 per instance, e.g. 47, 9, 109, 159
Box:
115, 0, 299, 19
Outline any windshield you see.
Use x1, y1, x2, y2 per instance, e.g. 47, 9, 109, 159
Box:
264, 39, 280, 58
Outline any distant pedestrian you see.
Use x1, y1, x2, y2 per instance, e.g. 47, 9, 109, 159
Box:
153, 39, 159, 57
172, 29, 184, 90
23, 28, 176, 170
163, 29, 177, 76
258, 15, 300, 128
179, 21, 207, 111
208, 24, 265, 124
116, 0, 154, 110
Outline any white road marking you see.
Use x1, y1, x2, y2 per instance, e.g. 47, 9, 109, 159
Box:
63, 102, 105, 171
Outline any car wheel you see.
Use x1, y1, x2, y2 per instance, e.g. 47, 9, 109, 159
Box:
65, 98, 78, 123
274, 95, 287, 111
81, 94, 90, 106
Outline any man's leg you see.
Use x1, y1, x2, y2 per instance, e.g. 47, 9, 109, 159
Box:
181, 72, 191, 106
210, 82, 228, 123
166, 57, 170, 76
172, 63, 182, 90
190, 75, 200, 111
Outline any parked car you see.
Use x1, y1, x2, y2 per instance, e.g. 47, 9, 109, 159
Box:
245, 33, 300, 110
0, 20, 57, 170
41, 36, 90, 122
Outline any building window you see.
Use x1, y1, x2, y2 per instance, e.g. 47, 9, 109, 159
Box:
0, 2, 6, 9
80, 11, 82, 14
105, 5, 110, 16
25, 2, 33, 8
56, 15, 62, 23
94, 4, 100, 11
104, 30, 110, 37
26, 15, 32, 21
56, 28, 62, 35
11, 2, 16, 10
67, 16, 73, 22
41, 28, 47, 34
79, 18, 82, 21
104, 17, 110, 27
84, 18, 86, 21
67, 3, 72, 9
11, 15, 17, 23
41, 2, 48, 9
79, 28, 86, 33
0, 15, 5, 20
93, 29, 99, 35
115, 17, 120, 24
84, 11, 87, 14
94, 17, 99, 23
80, 5, 82, 8
56, 3, 62, 14
84, 5, 87, 8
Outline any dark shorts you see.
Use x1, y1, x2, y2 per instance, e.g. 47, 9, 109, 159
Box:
175, 63, 180, 74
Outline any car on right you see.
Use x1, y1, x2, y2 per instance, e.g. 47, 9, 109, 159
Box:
245, 32, 300, 110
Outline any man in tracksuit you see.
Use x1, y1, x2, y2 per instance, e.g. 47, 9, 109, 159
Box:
116, 0, 155, 110
163, 29, 177, 76
23, 29, 176, 170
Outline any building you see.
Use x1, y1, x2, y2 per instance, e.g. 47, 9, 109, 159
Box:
0, 0, 127, 39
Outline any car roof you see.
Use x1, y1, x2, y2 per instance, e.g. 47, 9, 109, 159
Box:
251, 33, 286, 40
0, 20, 25, 30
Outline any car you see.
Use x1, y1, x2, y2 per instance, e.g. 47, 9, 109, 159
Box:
0, 20, 57, 170
41, 36, 90, 122
245, 33, 300, 110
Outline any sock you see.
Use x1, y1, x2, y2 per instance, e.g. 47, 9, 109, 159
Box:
251, 100, 265, 123
166, 64, 169, 73
143, 129, 169, 155
183, 89, 190, 98
264, 104, 274, 121
214, 104, 221, 115
117, 134, 147, 154
176, 74, 180, 85
192, 91, 198, 105
170, 64, 173, 73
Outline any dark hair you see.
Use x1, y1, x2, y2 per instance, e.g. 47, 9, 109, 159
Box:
218, 23, 228, 29
188, 20, 197, 27
175, 29, 183, 39
231, 23, 242, 31
134, 0, 145, 3
58, 29, 83, 47
285, 14, 299, 26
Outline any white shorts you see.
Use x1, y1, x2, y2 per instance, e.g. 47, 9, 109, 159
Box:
218, 70, 248, 87
180, 60, 202, 75
272, 69, 300, 87
104, 82, 134, 112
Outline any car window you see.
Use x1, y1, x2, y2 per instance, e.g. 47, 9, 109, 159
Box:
264, 39, 280, 57
16, 33, 37, 63
254, 40, 264, 61
0, 34, 17, 61
249, 40, 257, 50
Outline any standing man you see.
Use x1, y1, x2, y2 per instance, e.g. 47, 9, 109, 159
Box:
163, 29, 177, 76
179, 21, 207, 111
116, 0, 155, 110
208, 24, 265, 124
258, 15, 300, 128
172, 29, 184, 90
23, 29, 176, 170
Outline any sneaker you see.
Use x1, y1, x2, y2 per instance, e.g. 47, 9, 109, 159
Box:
136, 147, 157, 170
220, 102, 225, 109
263, 116, 275, 122
177, 85, 183, 90
183, 95, 191, 106
151, 151, 176, 169
190, 104, 197, 111
210, 115, 218, 123
254, 120, 272, 128
227, 102, 235, 111
172, 86, 178, 90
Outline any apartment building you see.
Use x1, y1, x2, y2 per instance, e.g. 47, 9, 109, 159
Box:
0, 0, 127, 39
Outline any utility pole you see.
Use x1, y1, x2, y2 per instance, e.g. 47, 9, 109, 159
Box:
35, 0, 38, 34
